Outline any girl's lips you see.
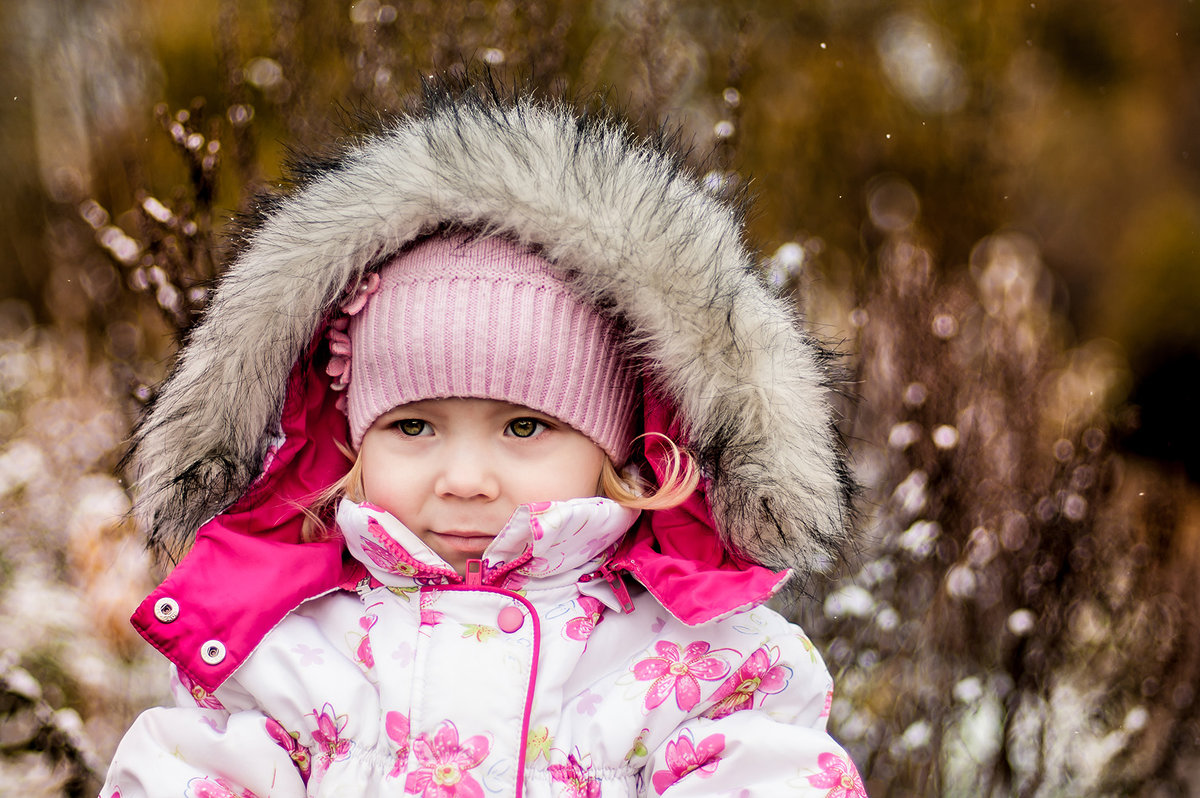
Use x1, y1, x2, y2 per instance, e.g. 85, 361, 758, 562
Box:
429, 531, 494, 555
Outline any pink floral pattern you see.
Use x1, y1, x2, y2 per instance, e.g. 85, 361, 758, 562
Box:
386, 711, 410, 778
632, 641, 731, 712
807, 752, 866, 797
650, 731, 725, 795
266, 718, 312, 781
419, 588, 445, 628
184, 776, 259, 798
405, 720, 491, 798
703, 645, 791, 719
563, 597, 605, 641
177, 669, 224, 710
354, 613, 378, 669
310, 703, 352, 769
361, 524, 420, 577
548, 753, 601, 798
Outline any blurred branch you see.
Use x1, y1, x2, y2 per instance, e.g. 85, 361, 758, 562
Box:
0, 655, 103, 798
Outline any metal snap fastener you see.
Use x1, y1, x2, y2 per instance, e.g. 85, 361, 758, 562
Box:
497, 606, 524, 633
200, 640, 226, 665
153, 597, 180, 623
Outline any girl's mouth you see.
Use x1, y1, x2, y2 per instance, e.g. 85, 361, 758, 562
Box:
430, 530, 494, 555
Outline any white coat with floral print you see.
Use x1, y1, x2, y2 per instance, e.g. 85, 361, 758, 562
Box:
104, 497, 864, 798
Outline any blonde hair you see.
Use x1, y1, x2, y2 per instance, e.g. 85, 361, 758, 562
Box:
299, 454, 364, 542
299, 432, 698, 542
598, 433, 699, 510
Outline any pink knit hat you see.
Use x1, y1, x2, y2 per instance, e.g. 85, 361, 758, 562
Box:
327, 234, 639, 462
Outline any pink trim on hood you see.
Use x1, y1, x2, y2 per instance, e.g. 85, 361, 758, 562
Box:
607, 390, 791, 625
131, 353, 361, 693
131, 351, 789, 692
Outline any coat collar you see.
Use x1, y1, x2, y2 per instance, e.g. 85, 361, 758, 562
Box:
339, 497, 641, 590
132, 496, 788, 694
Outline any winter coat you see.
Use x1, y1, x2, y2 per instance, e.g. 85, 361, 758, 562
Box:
103, 79, 862, 797
106, 498, 862, 796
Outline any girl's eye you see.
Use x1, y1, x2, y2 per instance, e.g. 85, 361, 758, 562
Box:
507, 418, 546, 438
397, 419, 428, 436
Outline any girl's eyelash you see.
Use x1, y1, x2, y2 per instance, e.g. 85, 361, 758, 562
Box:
507, 417, 550, 438
395, 419, 428, 436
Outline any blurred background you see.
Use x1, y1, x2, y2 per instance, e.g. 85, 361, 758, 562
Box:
2, 0, 1199, 795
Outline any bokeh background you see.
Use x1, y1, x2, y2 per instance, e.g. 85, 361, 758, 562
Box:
3, 1, 1200, 795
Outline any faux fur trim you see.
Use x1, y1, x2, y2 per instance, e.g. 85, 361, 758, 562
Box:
130, 80, 854, 576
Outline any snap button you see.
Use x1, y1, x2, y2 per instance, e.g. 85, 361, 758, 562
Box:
497, 606, 524, 633
153, 597, 180, 623
200, 640, 226, 665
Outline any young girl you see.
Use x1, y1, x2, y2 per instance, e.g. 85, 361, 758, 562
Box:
104, 82, 864, 797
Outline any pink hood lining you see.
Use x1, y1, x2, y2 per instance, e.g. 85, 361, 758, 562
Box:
131, 350, 789, 694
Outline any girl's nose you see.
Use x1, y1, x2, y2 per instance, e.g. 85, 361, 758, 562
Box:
433, 447, 500, 500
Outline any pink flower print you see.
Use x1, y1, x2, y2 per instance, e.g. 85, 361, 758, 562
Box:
386, 711, 410, 778
266, 718, 312, 781
563, 597, 605, 642
361, 535, 419, 578
578, 535, 612, 560
703, 645, 791, 720
393, 641, 415, 664
292, 643, 324, 666
528, 510, 548, 540
184, 776, 259, 798
177, 669, 224, 710
807, 752, 866, 798
822, 688, 834, 718
632, 641, 731, 712
310, 703, 352, 768
650, 731, 725, 795
575, 688, 602, 716
501, 568, 531, 590
354, 614, 377, 669
548, 754, 601, 798
404, 720, 491, 798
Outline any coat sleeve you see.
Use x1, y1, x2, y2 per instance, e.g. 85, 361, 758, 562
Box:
640, 631, 867, 797
101, 668, 310, 798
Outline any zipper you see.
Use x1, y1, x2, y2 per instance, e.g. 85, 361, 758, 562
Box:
583, 563, 636, 614
464, 558, 484, 587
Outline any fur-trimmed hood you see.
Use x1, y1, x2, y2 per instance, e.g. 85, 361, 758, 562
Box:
131, 80, 853, 578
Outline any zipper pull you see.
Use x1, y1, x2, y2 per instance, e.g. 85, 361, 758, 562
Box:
599, 564, 636, 614
464, 559, 484, 587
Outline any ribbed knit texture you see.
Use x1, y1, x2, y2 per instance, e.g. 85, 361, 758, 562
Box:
346, 235, 638, 462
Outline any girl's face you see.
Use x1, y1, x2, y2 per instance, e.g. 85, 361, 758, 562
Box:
358, 397, 609, 575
